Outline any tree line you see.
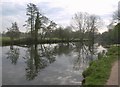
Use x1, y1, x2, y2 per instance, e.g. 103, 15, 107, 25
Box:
100, 9, 120, 44
2, 3, 119, 44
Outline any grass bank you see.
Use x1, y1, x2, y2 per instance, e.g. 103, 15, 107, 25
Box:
1, 37, 89, 46
82, 45, 120, 85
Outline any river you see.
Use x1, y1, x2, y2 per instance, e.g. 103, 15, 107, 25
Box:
1, 42, 107, 85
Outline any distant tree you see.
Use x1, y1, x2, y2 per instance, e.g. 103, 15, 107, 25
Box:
54, 27, 64, 40
113, 10, 120, 22
101, 23, 120, 44
64, 26, 72, 40
88, 15, 100, 42
113, 2, 120, 21
110, 23, 120, 44
71, 12, 89, 40
71, 12, 101, 41
41, 20, 57, 40
111, 2, 120, 43
102, 4, 120, 44
1, 31, 6, 37
114, 23, 120, 43
6, 22, 20, 41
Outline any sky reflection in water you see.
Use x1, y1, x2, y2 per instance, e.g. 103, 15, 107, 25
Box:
2, 42, 106, 85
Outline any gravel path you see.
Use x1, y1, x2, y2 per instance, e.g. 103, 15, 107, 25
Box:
106, 60, 119, 85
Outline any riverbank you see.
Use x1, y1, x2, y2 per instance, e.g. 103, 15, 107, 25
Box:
1, 37, 90, 46
82, 45, 120, 85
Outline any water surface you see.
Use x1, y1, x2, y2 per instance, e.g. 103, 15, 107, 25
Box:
2, 42, 106, 85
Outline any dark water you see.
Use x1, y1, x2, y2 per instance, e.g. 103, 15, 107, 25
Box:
2, 42, 107, 85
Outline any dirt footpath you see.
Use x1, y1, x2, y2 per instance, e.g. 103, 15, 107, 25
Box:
106, 60, 119, 85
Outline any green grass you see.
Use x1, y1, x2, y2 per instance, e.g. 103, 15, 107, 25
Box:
1, 37, 90, 46
0, 37, 11, 46
0, 37, 10, 41
82, 45, 120, 85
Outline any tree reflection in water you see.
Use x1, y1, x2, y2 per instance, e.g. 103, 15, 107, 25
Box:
73, 42, 98, 71
54, 43, 73, 55
6, 45, 20, 65
24, 44, 56, 80
5, 42, 99, 81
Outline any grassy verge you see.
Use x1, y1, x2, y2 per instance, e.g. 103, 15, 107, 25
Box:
82, 45, 120, 85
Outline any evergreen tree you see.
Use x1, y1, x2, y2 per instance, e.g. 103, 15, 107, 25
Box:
35, 12, 41, 42
26, 3, 38, 38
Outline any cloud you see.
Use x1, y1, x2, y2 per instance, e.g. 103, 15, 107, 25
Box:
0, 0, 119, 33
37, 2, 64, 14
2, 15, 26, 32
2, 2, 25, 16
1, 2, 27, 32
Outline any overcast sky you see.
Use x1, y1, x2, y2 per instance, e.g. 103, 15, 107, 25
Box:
0, 0, 119, 33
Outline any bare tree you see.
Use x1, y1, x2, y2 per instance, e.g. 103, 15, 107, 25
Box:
88, 15, 101, 41
71, 12, 89, 40
113, 1, 120, 22
71, 12, 101, 41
